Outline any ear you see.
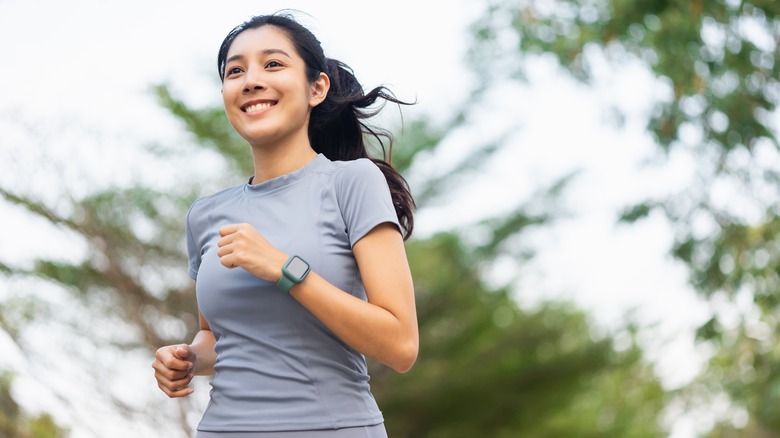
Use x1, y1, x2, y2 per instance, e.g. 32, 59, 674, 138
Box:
309, 72, 330, 108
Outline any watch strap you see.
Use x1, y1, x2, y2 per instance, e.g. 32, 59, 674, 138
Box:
275, 273, 297, 293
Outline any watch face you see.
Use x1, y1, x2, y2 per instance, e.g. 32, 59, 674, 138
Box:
287, 256, 309, 278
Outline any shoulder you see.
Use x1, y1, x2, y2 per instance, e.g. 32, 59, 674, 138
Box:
332, 157, 381, 174
330, 158, 386, 188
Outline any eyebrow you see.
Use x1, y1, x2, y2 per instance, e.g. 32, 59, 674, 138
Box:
225, 49, 293, 65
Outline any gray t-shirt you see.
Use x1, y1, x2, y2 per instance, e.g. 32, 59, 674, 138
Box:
186, 154, 399, 432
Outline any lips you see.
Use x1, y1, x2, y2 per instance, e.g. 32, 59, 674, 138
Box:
241, 100, 277, 113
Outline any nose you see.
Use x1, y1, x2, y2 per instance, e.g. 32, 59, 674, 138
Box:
242, 69, 265, 93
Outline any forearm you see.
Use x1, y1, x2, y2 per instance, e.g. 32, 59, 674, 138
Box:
190, 329, 217, 375
218, 222, 418, 371
290, 272, 418, 372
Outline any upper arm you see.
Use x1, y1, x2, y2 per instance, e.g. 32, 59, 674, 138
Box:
352, 223, 416, 324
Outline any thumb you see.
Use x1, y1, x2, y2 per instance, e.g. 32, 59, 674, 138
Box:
173, 344, 193, 360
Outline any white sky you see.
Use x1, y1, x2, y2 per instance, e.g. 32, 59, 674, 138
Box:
0, 0, 717, 437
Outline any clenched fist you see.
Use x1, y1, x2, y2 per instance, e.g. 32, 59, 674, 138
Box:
216, 223, 287, 282
152, 344, 196, 398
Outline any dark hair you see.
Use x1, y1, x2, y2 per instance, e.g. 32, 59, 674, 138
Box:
217, 13, 415, 240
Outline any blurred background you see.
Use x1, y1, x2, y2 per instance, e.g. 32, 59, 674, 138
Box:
0, 0, 778, 437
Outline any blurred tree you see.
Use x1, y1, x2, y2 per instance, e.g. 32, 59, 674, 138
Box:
157, 88, 669, 435
0, 86, 668, 436
0, 120, 206, 433
373, 232, 664, 437
0, 373, 66, 437
0, 49, 669, 438
468, 0, 779, 434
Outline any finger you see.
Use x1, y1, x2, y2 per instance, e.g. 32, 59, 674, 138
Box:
217, 232, 235, 248
166, 369, 191, 382
159, 379, 195, 398
154, 367, 191, 387
219, 223, 241, 237
216, 244, 232, 257
152, 361, 191, 381
162, 388, 193, 398
156, 369, 195, 389
219, 254, 237, 269
168, 387, 195, 398
159, 353, 193, 372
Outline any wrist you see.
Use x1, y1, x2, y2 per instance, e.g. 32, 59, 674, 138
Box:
275, 254, 287, 283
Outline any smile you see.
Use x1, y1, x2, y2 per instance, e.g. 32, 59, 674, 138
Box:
242, 101, 277, 113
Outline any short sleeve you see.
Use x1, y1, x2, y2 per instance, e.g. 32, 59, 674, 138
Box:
335, 159, 401, 247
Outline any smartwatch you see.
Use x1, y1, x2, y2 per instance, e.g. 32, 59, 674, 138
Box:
275, 255, 311, 293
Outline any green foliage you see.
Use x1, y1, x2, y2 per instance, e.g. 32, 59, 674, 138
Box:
0, 296, 45, 343
470, 0, 780, 433
387, 117, 443, 174
0, 27, 669, 437
0, 184, 199, 349
474, 0, 778, 155
0, 373, 67, 438
619, 202, 656, 223
372, 233, 665, 438
155, 84, 255, 177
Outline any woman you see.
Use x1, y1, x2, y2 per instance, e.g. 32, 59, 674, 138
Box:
151, 13, 418, 438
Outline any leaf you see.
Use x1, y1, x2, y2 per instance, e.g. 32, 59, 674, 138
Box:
618, 202, 655, 223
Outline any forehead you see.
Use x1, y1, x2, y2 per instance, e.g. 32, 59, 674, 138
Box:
226, 26, 298, 60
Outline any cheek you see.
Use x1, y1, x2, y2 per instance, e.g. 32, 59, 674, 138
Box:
222, 85, 234, 108
222, 79, 244, 102
222, 86, 242, 121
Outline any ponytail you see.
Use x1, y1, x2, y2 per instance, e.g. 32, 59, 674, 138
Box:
309, 59, 415, 240
218, 14, 416, 239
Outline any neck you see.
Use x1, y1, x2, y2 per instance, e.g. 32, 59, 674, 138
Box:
248, 132, 317, 184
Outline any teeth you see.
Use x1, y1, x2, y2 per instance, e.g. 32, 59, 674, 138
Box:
244, 102, 273, 113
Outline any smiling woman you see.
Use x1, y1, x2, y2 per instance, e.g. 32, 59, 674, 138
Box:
150, 12, 419, 438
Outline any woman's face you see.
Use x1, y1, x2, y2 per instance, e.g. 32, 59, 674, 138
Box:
221, 26, 325, 147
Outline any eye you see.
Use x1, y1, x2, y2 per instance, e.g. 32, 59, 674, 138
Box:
226, 66, 243, 77
265, 60, 283, 69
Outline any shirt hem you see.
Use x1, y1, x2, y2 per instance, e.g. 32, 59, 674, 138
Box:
197, 416, 385, 433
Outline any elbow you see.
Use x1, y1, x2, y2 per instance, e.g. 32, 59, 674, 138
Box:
393, 358, 416, 374
389, 340, 418, 373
